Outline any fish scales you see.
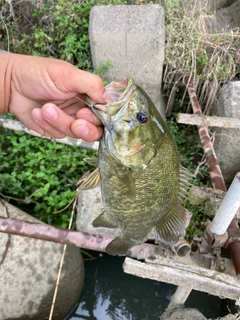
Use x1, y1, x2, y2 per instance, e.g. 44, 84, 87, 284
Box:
81, 78, 191, 256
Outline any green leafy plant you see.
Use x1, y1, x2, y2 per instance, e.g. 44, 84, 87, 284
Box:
0, 125, 97, 227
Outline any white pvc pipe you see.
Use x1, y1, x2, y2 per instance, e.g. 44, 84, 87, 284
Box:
209, 173, 240, 235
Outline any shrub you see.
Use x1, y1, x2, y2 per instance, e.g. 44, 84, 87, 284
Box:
0, 122, 97, 227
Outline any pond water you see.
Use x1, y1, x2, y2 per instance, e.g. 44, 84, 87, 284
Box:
66, 251, 228, 320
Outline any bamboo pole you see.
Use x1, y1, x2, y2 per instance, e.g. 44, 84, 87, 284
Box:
0, 117, 99, 151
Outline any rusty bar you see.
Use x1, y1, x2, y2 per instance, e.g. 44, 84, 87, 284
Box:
0, 216, 112, 251
183, 76, 227, 192
0, 216, 166, 259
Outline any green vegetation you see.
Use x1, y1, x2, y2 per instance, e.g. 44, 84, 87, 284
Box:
0, 117, 97, 227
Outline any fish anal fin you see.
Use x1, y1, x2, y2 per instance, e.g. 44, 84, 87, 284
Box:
78, 168, 101, 190
92, 211, 117, 228
106, 237, 134, 256
155, 202, 186, 242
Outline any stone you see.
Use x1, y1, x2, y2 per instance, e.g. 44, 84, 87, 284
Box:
89, 5, 166, 117
0, 201, 84, 320
213, 81, 240, 185
210, 314, 238, 320
214, 0, 240, 32
162, 308, 207, 320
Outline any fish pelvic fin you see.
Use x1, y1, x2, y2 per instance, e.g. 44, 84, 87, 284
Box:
155, 201, 186, 242
106, 237, 135, 256
92, 210, 117, 228
78, 168, 101, 190
84, 158, 98, 167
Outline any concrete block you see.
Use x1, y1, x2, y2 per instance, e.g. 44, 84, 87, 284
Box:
89, 5, 165, 116
0, 201, 84, 320
213, 81, 240, 185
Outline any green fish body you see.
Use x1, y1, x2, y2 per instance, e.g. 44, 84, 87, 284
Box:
81, 78, 191, 256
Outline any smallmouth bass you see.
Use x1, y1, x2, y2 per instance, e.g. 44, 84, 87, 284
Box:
80, 77, 191, 256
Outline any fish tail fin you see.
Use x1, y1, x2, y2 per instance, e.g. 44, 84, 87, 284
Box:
106, 237, 134, 256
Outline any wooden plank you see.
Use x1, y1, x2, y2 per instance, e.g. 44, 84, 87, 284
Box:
123, 256, 240, 301
177, 113, 240, 129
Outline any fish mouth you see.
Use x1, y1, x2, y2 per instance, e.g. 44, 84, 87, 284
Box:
85, 77, 135, 130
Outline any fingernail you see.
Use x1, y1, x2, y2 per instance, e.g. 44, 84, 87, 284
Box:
101, 91, 111, 102
43, 106, 58, 121
32, 108, 42, 121
74, 124, 90, 137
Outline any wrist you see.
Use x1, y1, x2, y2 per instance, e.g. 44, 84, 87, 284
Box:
0, 52, 14, 114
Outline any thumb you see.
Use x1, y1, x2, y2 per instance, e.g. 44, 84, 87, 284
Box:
65, 67, 107, 103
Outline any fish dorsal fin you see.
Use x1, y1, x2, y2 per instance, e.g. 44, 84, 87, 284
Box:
178, 166, 194, 202
155, 201, 186, 242
78, 168, 101, 190
84, 158, 98, 167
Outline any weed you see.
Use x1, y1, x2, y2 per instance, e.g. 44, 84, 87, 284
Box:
0, 122, 97, 227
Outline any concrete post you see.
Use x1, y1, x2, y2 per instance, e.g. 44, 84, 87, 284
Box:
89, 5, 165, 117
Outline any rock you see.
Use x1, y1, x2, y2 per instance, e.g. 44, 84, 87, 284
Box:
214, 0, 240, 32
213, 81, 240, 185
89, 5, 166, 117
209, 0, 238, 12
0, 201, 84, 320
210, 314, 238, 320
162, 308, 207, 320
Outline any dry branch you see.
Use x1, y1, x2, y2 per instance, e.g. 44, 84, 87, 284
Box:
183, 76, 227, 192
0, 117, 99, 151
177, 113, 240, 129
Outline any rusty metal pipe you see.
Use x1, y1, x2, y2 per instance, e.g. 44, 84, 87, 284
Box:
0, 216, 191, 258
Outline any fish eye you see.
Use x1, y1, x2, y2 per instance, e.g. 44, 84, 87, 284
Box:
136, 112, 148, 124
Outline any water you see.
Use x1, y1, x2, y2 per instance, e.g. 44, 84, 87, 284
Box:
67, 251, 228, 320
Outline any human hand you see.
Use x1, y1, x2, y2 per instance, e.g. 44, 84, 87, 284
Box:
0, 53, 107, 142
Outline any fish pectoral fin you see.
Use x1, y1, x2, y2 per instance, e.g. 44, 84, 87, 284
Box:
84, 157, 98, 167
92, 211, 117, 228
116, 168, 136, 202
155, 202, 186, 242
106, 237, 135, 256
78, 168, 101, 190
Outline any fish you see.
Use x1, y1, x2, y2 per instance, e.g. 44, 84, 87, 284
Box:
79, 77, 192, 256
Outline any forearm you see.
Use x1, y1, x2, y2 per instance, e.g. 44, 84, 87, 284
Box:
0, 52, 14, 114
